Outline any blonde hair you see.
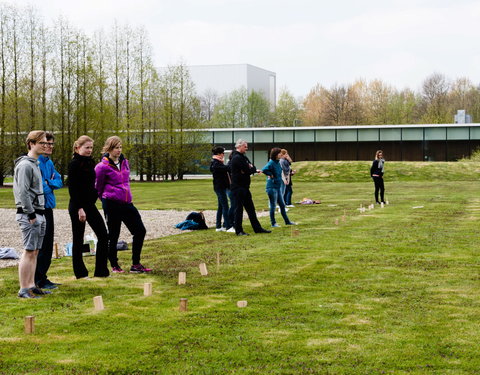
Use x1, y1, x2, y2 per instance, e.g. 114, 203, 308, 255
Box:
73, 135, 93, 153
102, 136, 122, 154
375, 150, 384, 159
25, 130, 46, 150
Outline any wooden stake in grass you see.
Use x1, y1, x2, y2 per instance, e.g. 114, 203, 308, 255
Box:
237, 301, 248, 308
216, 252, 220, 268
144, 282, 152, 296
54, 243, 59, 259
179, 298, 188, 311
93, 296, 104, 311
178, 272, 186, 285
24, 316, 35, 334
199, 263, 208, 276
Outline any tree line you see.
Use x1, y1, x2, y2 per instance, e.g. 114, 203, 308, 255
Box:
0, 4, 206, 186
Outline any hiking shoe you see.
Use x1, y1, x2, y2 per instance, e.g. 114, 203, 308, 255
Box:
130, 264, 152, 273
18, 289, 40, 299
112, 266, 125, 273
30, 287, 52, 295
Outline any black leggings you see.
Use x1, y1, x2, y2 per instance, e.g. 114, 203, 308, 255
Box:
372, 177, 385, 203
69, 202, 109, 278
103, 199, 146, 267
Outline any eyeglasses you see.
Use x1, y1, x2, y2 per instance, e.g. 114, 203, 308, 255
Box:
38, 142, 55, 147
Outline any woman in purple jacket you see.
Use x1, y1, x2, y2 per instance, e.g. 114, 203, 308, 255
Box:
95, 136, 150, 274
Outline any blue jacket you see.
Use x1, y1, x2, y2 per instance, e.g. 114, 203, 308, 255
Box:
38, 155, 63, 209
262, 159, 283, 190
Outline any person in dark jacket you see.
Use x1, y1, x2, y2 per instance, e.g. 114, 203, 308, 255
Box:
35, 132, 63, 289
230, 139, 271, 236
210, 146, 232, 232
68, 135, 109, 279
95, 136, 150, 274
370, 150, 386, 204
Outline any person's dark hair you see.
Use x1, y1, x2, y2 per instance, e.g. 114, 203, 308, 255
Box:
45, 131, 55, 141
270, 147, 282, 160
212, 146, 225, 155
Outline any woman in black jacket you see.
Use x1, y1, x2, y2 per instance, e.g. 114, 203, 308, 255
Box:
68, 135, 109, 279
370, 150, 386, 204
210, 146, 232, 232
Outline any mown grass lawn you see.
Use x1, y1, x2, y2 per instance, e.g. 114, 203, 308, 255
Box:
1, 162, 480, 374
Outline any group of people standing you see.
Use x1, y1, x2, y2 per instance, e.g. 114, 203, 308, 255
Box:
14, 131, 150, 299
210, 139, 297, 236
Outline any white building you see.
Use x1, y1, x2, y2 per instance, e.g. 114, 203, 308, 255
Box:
187, 64, 276, 109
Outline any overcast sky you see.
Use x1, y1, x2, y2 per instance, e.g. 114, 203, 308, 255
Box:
3, 0, 480, 98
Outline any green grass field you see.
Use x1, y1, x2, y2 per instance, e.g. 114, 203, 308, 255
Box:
1, 161, 480, 374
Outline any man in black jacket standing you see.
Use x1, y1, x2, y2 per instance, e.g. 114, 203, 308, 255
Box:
230, 139, 271, 236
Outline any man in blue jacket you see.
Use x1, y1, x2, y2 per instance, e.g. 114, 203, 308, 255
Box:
35, 132, 63, 289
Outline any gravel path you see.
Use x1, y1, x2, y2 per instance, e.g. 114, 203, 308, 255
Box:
0, 208, 268, 269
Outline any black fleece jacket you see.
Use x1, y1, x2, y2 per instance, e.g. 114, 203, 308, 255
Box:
68, 153, 99, 209
210, 158, 230, 190
230, 151, 257, 189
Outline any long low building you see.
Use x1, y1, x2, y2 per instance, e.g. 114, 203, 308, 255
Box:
200, 124, 480, 166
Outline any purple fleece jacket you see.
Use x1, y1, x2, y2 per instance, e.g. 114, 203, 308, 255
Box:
95, 155, 132, 204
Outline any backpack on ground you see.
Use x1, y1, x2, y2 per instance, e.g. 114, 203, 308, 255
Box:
185, 211, 208, 230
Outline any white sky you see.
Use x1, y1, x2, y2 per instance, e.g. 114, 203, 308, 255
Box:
3, 0, 480, 98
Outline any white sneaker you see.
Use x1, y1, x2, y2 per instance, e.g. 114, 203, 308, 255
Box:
286, 204, 295, 208
278, 208, 289, 213
226, 227, 236, 233
216, 228, 226, 232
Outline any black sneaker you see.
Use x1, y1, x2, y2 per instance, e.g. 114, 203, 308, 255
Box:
41, 281, 58, 290
30, 287, 52, 295
255, 228, 271, 234
130, 264, 152, 273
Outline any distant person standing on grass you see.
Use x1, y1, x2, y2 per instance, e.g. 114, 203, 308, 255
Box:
262, 147, 296, 228
68, 135, 109, 279
35, 132, 63, 290
210, 146, 233, 232
370, 150, 386, 204
280, 149, 295, 207
230, 139, 271, 236
14, 130, 50, 298
95, 136, 150, 274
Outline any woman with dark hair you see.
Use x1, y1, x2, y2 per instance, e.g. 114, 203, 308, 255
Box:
68, 135, 109, 279
262, 147, 296, 228
210, 146, 232, 232
95, 136, 150, 273
370, 150, 386, 204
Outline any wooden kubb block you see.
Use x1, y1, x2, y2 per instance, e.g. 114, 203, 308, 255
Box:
179, 298, 188, 311
93, 296, 104, 311
144, 282, 152, 296
237, 301, 248, 308
199, 263, 208, 276
24, 316, 35, 334
178, 272, 186, 285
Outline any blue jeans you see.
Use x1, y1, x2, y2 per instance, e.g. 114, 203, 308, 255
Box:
266, 187, 291, 225
215, 188, 231, 229
284, 184, 293, 205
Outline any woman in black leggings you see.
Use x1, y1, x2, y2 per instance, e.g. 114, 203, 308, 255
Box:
68, 135, 109, 279
370, 150, 386, 204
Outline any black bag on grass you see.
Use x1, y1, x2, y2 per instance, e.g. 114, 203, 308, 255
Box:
185, 211, 208, 230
